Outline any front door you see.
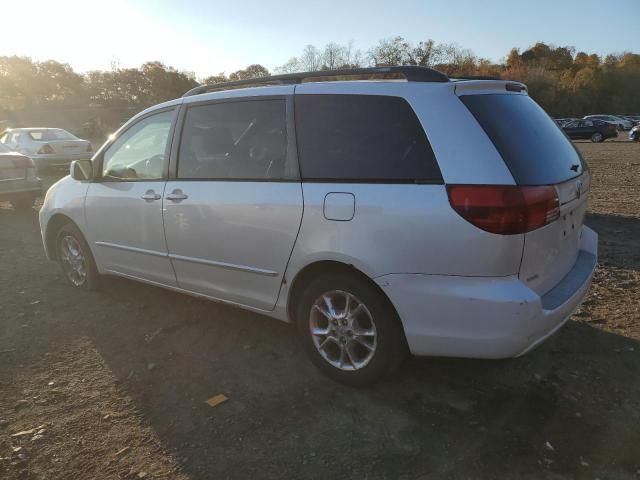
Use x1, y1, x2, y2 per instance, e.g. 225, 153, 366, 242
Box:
163, 96, 303, 310
84, 109, 177, 286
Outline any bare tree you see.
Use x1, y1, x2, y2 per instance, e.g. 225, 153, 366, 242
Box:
275, 57, 302, 74
322, 42, 344, 70
300, 45, 322, 71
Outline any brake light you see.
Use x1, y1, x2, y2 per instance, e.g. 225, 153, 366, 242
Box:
506, 82, 525, 92
86, 143, 93, 153
37, 144, 55, 154
446, 185, 560, 235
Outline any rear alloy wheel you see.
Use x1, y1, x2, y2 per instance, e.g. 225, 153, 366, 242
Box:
310, 290, 378, 371
296, 273, 406, 386
56, 223, 99, 290
591, 132, 604, 143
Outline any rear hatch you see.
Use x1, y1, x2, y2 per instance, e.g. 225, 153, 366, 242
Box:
459, 85, 589, 296
28, 130, 90, 156
44, 139, 90, 155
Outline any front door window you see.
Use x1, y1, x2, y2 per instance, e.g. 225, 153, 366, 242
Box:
102, 110, 174, 180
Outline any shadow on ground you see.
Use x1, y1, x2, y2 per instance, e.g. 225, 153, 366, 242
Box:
79, 272, 640, 479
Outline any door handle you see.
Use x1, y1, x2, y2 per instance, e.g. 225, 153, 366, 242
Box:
141, 190, 161, 201
166, 189, 188, 201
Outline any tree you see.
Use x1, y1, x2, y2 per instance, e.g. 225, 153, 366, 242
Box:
2, 42, 640, 117
201, 73, 228, 85
229, 64, 270, 81
369, 36, 412, 66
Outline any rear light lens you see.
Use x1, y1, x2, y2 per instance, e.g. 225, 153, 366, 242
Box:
37, 144, 55, 154
86, 143, 93, 153
506, 82, 525, 92
446, 185, 560, 235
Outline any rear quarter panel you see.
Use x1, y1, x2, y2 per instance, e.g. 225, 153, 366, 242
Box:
287, 183, 524, 279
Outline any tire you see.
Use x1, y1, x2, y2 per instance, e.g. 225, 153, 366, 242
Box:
55, 223, 100, 290
295, 273, 407, 386
10, 196, 36, 212
591, 132, 604, 143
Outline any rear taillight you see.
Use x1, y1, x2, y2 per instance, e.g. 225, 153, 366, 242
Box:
446, 185, 560, 235
37, 144, 55, 154
86, 143, 93, 153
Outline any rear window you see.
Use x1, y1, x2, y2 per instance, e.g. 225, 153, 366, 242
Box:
28, 129, 76, 141
295, 94, 442, 183
460, 94, 584, 185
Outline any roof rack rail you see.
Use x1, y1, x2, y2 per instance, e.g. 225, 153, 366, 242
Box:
452, 75, 502, 81
183, 66, 450, 97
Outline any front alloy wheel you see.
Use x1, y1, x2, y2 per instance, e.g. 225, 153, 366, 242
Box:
59, 235, 87, 286
591, 132, 603, 143
56, 223, 99, 290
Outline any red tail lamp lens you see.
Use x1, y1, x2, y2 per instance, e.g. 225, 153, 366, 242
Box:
446, 185, 559, 235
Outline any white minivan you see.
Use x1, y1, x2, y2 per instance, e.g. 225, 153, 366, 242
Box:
39, 67, 597, 385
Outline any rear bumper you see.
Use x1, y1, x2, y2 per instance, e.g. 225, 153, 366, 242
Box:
30, 154, 92, 170
376, 226, 598, 359
0, 177, 42, 200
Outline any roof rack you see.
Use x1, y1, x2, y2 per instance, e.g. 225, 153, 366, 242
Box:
183, 66, 450, 97
452, 75, 501, 81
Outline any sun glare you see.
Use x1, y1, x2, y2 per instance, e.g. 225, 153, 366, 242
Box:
0, 0, 145, 72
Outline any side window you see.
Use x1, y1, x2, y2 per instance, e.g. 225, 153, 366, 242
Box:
295, 94, 442, 182
178, 100, 291, 180
583, 120, 593, 127
101, 110, 174, 180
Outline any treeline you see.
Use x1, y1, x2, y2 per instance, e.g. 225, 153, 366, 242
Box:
1, 39, 639, 116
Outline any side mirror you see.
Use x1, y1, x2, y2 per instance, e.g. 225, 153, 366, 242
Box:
70, 159, 93, 181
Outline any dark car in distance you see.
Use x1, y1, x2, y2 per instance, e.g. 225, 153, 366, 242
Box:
562, 119, 618, 142
0, 143, 41, 210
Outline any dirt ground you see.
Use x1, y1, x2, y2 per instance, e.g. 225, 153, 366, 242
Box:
1, 138, 639, 480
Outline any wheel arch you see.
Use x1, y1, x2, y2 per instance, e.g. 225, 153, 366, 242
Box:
45, 213, 81, 261
285, 260, 406, 337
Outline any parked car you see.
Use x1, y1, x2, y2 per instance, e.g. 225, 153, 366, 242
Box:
583, 115, 633, 131
0, 128, 93, 174
0, 143, 41, 210
562, 119, 618, 142
555, 117, 579, 127
630, 125, 640, 142
618, 115, 640, 126
38, 67, 598, 385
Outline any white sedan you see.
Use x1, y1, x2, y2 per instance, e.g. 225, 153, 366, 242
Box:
0, 128, 92, 173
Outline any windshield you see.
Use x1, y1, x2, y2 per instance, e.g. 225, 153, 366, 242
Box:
28, 129, 77, 141
460, 93, 585, 185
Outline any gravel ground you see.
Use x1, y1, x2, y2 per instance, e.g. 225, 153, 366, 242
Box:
0, 139, 639, 479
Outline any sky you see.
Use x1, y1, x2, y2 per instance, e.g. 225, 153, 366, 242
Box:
0, 0, 638, 79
